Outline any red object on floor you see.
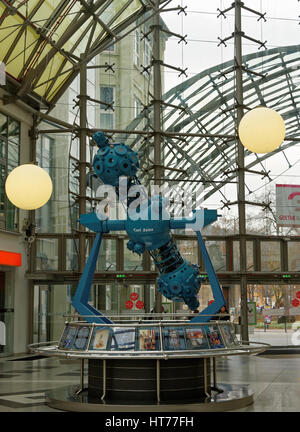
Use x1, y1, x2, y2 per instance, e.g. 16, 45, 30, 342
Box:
0, 250, 21, 266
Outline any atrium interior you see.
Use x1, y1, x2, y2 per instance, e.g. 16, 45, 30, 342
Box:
0, 0, 299, 414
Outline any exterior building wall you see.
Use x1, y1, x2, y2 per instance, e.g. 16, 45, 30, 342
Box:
0, 91, 33, 355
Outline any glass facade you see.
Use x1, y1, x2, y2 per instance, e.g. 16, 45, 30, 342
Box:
1, 1, 299, 353
205, 241, 226, 272
261, 242, 281, 272
35, 238, 59, 271
0, 270, 14, 356
0, 113, 20, 231
33, 284, 76, 344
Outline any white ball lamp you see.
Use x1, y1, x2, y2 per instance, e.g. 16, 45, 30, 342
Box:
238, 107, 286, 154
5, 164, 53, 210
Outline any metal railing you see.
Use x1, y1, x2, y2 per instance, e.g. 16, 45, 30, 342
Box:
29, 318, 269, 360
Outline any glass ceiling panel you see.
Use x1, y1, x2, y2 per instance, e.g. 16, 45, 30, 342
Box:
126, 44, 300, 203
0, 0, 153, 106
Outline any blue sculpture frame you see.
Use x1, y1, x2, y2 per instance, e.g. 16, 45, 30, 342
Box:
72, 209, 225, 324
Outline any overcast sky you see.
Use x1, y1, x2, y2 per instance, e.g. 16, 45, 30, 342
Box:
160, 0, 300, 226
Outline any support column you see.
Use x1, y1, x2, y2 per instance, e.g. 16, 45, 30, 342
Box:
27, 115, 38, 344
79, 56, 87, 273
152, 1, 162, 314
234, 0, 249, 342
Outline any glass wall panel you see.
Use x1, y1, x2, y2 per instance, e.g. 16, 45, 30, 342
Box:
288, 242, 300, 270
96, 238, 116, 271
66, 238, 78, 271
205, 240, 226, 271
92, 283, 154, 319
233, 241, 254, 271
124, 242, 144, 270
0, 113, 6, 135
0, 112, 19, 232
93, 283, 120, 316
176, 239, 198, 265
261, 241, 281, 271
197, 283, 215, 312
247, 284, 300, 346
0, 271, 14, 356
33, 284, 76, 343
36, 238, 59, 270
119, 283, 144, 314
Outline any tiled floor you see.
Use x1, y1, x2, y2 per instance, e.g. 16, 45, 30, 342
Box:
0, 354, 299, 412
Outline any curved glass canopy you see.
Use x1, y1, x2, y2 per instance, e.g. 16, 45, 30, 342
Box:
0, 0, 157, 107
127, 44, 300, 204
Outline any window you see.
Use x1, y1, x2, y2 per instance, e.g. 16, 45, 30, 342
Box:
0, 112, 20, 231
87, 59, 96, 128
134, 28, 140, 66
35, 135, 54, 233
104, 43, 115, 53
144, 37, 152, 68
100, 86, 115, 129
134, 96, 142, 118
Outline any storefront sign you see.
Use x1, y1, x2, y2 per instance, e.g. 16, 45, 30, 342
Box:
296, 291, 300, 299
130, 292, 139, 301
0, 251, 21, 267
292, 298, 300, 308
135, 300, 144, 309
276, 184, 300, 228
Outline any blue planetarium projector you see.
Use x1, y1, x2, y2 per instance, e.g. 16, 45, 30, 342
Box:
72, 132, 225, 324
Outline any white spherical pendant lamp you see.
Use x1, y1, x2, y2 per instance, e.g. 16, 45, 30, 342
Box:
238, 107, 285, 154
5, 164, 53, 210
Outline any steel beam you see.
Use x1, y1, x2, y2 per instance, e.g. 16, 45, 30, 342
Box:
79, 55, 87, 273
234, 0, 249, 342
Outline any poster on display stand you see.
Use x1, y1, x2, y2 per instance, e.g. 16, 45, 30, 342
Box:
63, 325, 79, 349
74, 326, 91, 350
59, 324, 70, 348
206, 324, 225, 349
163, 327, 186, 350
219, 323, 238, 347
185, 326, 210, 350
90, 328, 111, 350
137, 327, 160, 351
111, 327, 136, 350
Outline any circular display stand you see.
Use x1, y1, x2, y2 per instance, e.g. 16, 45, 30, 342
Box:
45, 383, 254, 412
30, 320, 268, 412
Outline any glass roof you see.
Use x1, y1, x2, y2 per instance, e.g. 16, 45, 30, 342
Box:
0, 0, 154, 106
126, 44, 300, 205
